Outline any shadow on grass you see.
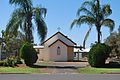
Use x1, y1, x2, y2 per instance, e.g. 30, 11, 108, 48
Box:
73, 60, 87, 62
98, 62, 120, 68
29, 64, 80, 69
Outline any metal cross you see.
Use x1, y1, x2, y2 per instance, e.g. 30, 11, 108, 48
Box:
57, 27, 61, 31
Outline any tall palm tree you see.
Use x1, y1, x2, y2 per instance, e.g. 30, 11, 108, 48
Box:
71, 0, 115, 48
6, 0, 47, 43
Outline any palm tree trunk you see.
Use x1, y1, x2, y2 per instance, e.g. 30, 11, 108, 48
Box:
27, 24, 33, 43
97, 28, 101, 43
27, 15, 33, 43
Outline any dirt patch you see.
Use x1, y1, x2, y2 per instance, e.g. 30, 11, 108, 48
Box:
16, 64, 28, 68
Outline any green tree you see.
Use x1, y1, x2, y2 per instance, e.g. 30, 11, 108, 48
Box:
1, 30, 25, 58
105, 26, 120, 59
6, 0, 47, 43
71, 0, 115, 48
20, 42, 38, 66
88, 43, 110, 67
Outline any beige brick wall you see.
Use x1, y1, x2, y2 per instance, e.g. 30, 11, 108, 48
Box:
67, 46, 74, 61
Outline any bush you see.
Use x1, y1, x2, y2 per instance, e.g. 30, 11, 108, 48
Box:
0, 56, 22, 67
15, 57, 23, 64
20, 42, 38, 66
88, 43, 111, 67
3, 56, 17, 67
0, 61, 4, 66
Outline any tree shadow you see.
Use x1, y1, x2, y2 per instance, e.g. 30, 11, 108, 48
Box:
73, 60, 88, 62
98, 62, 120, 68
29, 64, 82, 69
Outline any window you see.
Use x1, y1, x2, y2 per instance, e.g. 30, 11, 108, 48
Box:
57, 46, 61, 55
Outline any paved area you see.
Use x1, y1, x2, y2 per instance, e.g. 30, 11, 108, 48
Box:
0, 74, 120, 80
36, 62, 89, 73
40, 67, 79, 74
38, 62, 89, 67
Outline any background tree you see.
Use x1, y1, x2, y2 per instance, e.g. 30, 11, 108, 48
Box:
105, 26, 120, 60
6, 0, 47, 43
1, 30, 25, 59
71, 0, 115, 48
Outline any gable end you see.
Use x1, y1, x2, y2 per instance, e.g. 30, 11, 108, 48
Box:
41, 32, 76, 45
48, 39, 74, 47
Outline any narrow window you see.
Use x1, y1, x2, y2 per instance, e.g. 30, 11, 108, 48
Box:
57, 46, 61, 55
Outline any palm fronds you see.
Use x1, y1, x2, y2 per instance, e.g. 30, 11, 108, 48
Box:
33, 7, 47, 42
6, 0, 47, 43
71, 0, 114, 48
102, 19, 115, 32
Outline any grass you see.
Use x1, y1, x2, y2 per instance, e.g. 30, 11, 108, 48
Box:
78, 67, 120, 74
0, 67, 41, 74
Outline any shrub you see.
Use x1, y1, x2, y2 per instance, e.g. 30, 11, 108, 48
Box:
20, 42, 38, 66
15, 57, 23, 64
88, 43, 111, 67
0, 56, 22, 67
3, 56, 17, 67
0, 61, 4, 66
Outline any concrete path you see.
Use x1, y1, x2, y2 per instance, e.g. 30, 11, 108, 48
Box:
40, 67, 79, 74
36, 62, 88, 73
0, 74, 120, 80
38, 62, 89, 67
0, 62, 87, 74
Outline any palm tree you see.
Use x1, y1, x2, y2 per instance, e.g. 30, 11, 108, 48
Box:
71, 0, 115, 48
6, 0, 47, 43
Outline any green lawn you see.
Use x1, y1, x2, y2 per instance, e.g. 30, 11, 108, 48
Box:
0, 67, 41, 74
78, 67, 120, 74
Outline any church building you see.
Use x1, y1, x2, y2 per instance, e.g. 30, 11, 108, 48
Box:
34, 31, 76, 61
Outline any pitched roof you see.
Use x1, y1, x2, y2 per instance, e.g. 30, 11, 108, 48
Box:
48, 39, 74, 47
41, 31, 76, 45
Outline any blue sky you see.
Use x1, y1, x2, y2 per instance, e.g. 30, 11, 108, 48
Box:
0, 0, 120, 48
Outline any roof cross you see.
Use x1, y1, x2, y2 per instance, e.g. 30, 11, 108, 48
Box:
57, 27, 61, 32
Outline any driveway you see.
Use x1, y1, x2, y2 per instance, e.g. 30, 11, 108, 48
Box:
35, 62, 88, 74
37, 61, 89, 67
0, 74, 120, 80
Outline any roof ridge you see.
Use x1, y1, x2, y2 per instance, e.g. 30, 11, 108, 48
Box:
41, 31, 76, 45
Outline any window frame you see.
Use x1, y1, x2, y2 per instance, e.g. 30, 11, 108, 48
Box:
57, 46, 61, 55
